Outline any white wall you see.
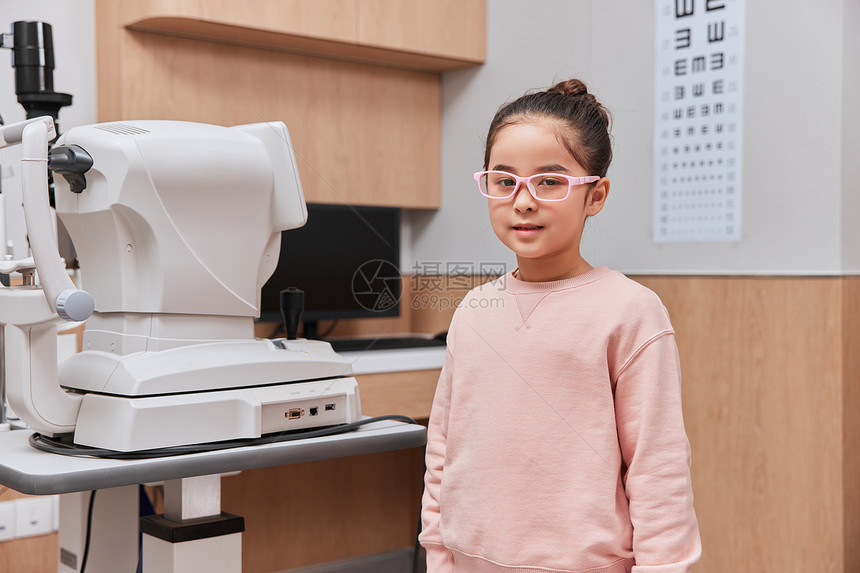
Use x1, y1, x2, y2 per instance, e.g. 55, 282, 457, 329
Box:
409, 0, 857, 276
2, 1, 855, 276
0, 0, 97, 260
406, 0, 600, 276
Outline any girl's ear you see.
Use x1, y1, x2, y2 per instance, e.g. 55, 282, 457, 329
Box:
586, 178, 610, 217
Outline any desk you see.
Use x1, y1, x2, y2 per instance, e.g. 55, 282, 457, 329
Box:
0, 420, 426, 572
0, 420, 425, 496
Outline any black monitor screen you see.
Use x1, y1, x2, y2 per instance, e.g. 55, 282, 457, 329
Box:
259, 204, 402, 330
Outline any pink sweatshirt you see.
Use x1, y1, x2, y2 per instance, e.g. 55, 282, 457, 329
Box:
420, 267, 701, 573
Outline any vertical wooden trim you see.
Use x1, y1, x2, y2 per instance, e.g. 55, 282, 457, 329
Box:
843, 278, 860, 571
95, 0, 123, 121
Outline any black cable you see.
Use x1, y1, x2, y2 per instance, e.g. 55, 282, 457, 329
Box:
413, 534, 422, 573
29, 415, 417, 460
80, 490, 96, 573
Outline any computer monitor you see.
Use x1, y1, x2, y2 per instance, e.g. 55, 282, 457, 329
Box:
259, 203, 402, 338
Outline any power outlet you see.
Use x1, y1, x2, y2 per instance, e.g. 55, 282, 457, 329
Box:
0, 501, 15, 541
15, 497, 55, 538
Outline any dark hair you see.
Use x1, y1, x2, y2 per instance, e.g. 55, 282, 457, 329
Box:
483, 78, 613, 177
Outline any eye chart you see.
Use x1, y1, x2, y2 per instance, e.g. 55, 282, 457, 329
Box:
654, 0, 745, 242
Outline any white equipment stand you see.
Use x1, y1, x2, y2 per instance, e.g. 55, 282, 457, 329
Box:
141, 475, 244, 573
0, 419, 425, 573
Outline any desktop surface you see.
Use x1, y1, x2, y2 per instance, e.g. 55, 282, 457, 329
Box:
0, 420, 425, 495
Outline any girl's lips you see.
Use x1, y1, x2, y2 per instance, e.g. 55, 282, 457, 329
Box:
512, 224, 543, 237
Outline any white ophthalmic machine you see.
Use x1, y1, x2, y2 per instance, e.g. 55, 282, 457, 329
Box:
0, 115, 365, 453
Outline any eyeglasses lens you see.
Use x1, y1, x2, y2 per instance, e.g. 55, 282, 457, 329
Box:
479, 172, 512, 197
530, 175, 569, 200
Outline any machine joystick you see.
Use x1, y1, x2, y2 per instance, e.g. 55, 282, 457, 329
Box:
280, 287, 304, 340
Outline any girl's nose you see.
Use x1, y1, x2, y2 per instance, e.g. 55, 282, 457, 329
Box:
513, 182, 537, 212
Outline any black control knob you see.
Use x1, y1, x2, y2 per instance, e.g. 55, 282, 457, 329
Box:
280, 287, 304, 340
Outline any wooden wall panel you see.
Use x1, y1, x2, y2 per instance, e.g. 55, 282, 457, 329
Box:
635, 277, 845, 572
356, 369, 439, 420
406, 274, 856, 571
108, 31, 440, 208
221, 448, 424, 572
93, 1, 487, 209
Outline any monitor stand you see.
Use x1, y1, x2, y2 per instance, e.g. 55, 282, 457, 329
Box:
302, 320, 320, 340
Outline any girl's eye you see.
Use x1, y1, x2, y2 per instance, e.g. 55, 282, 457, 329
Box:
538, 177, 564, 186
497, 178, 516, 187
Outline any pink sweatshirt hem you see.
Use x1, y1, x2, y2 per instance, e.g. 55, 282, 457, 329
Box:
449, 548, 634, 573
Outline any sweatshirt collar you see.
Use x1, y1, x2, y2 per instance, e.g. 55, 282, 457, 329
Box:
503, 266, 611, 294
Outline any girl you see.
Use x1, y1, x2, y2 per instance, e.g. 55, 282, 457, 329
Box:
419, 79, 701, 572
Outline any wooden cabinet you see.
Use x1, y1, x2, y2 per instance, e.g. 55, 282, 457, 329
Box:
126, 0, 359, 45
358, 0, 486, 64
94, 0, 485, 208
104, 0, 484, 70
221, 447, 426, 572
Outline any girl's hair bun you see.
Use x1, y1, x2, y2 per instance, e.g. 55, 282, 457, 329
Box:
548, 78, 589, 98
483, 77, 613, 176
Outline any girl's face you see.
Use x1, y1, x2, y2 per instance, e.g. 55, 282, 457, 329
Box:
486, 118, 609, 282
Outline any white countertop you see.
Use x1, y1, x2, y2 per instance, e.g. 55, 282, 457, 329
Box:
339, 346, 446, 375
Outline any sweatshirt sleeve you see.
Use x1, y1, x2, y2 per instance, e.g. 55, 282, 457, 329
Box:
614, 331, 702, 572
419, 325, 457, 572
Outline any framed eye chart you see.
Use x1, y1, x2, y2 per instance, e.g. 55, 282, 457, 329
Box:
653, 0, 745, 243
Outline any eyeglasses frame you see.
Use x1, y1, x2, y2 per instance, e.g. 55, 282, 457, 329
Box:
473, 170, 600, 202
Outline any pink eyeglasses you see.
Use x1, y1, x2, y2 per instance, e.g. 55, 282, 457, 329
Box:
474, 170, 599, 202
